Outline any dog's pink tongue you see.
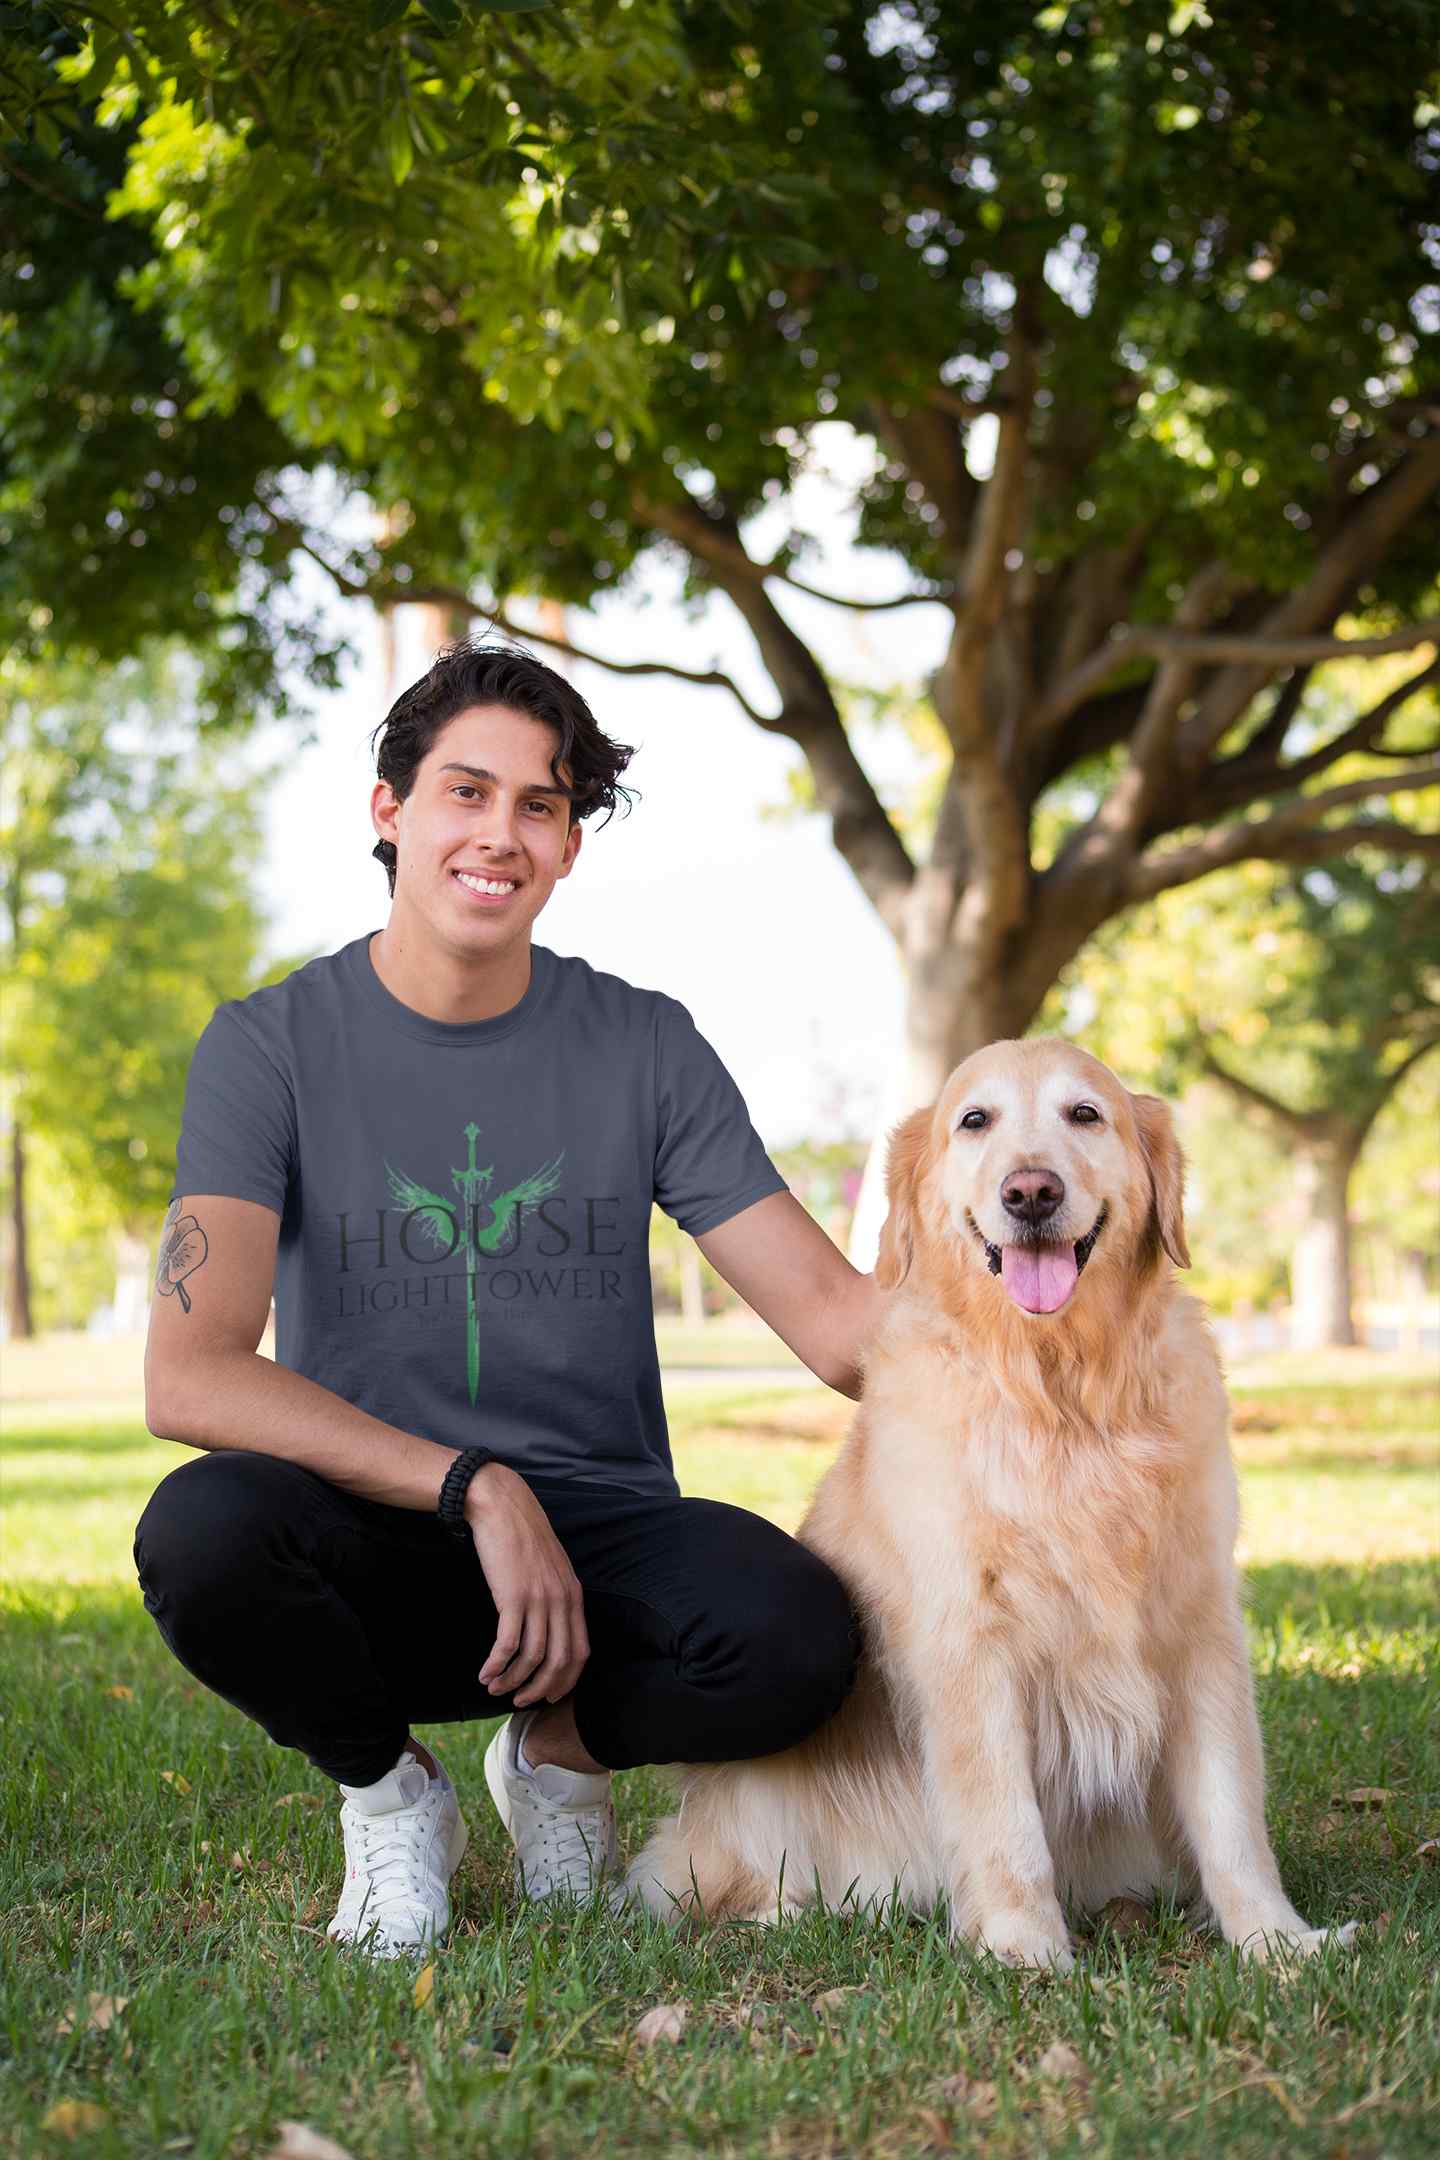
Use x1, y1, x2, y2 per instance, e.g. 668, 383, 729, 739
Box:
1000, 1243, 1078, 1313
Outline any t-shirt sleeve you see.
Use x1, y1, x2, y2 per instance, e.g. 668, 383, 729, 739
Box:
171, 1002, 295, 1216
652, 998, 788, 1237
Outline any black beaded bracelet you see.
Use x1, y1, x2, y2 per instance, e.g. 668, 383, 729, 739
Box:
437, 1447, 497, 1537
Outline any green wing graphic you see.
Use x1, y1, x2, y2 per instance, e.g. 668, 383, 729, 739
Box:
383, 1163, 458, 1252
473, 1153, 566, 1253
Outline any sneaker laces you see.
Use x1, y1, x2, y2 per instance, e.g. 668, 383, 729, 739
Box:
526, 1801, 610, 1890
350, 1796, 436, 1907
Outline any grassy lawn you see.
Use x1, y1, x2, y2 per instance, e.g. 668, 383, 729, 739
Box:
1, 1356, 1436, 2156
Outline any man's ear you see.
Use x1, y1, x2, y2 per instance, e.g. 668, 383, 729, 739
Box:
875, 1107, 934, 1290
1130, 1093, 1190, 1269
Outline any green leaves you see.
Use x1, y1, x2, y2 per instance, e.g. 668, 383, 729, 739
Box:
383, 102, 415, 182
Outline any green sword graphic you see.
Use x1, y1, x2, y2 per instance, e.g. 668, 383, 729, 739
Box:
385, 1122, 565, 1405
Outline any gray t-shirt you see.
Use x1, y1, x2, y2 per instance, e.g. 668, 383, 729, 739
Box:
171, 933, 787, 1494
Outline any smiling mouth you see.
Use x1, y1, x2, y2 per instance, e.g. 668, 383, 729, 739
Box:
966, 1204, 1109, 1315
452, 869, 520, 901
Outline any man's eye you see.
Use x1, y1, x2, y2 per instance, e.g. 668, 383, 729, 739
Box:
958, 1108, 988, 1131
525, 800, 552, 815
1071, 1103, 1102, 1125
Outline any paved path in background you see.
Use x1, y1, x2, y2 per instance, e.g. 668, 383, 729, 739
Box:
662, 1365, 818, 1389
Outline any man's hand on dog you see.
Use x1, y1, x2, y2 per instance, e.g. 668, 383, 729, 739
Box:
466, 1464, 590, 1707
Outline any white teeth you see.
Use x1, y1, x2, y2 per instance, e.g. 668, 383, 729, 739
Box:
454, 871, 516, 896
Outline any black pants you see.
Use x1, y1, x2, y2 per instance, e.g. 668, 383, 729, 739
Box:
133, 1450, 858, 1787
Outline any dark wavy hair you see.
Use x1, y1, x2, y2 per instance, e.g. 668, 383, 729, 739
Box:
369, 639, 637, 895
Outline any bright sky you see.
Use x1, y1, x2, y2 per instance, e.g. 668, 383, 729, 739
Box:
255, 424, 977, 1151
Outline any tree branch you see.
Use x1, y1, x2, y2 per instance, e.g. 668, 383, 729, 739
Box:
925, 289, 1043, 955
1362, 1033, 1440, 1133
1036, 615, 1440, 737
867, 399, 978, 566
1180, 438, 1440, 765
289, 537, 777, 726
1199, 655, 1440, 816
626, 497, 917, 936
1129, 761, 1440, 899
780, 576, 953, 613
1198, 1042, 1317, 1138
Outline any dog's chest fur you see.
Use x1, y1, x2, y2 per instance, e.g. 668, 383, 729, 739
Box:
846, 1351, 1196, 1828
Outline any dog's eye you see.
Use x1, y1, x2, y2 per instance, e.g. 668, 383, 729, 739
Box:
958, 1108, 988, 1131
1070, 1103, 1102, 1125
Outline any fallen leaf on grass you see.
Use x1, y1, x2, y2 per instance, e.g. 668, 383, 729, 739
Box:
160, 1770, 193, 1794
264, 2125, 358, 2160
1414, 1838, 1438, 1862
54, 1992, 129, 2036
1035, 2041, 1089, 2087
105, 1685, 134, 1702
1333, 1787, 1392, 1809
812, 1986, 864, 2015
909, 2106, 953, 2150
633, 2004, 687, 2047
274, 1792, 323, 1810
41, 2101, 111, 2136
1096, 1896, 1150, 1936
1373, 1910, 1392, 1939
412, 1964, 435, 2011
937, 2075, 997, 2118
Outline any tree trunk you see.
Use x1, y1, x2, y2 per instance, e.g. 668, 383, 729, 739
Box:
7, 1116, 34, 1341
1289, 1127, 1364, 1351
679, 1238, 706, 1330
848, 936, 1038, 1266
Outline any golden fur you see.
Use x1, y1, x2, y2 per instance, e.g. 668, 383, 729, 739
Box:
629, 1038, 1354, 1966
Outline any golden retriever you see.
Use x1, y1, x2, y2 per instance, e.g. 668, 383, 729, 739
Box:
629, 1038, 1355, 1966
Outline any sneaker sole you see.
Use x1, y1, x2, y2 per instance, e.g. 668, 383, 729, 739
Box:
484, 1724, 516, 1839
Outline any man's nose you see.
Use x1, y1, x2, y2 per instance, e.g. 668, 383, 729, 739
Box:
1000, 1167, 1066, 1225
474, 802, 522, 851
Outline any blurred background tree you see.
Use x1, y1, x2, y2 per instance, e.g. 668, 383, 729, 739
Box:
1040, 799, 1439, 1345
0, 647, 304, 1336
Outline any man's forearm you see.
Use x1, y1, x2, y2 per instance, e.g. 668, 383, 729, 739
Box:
824, 1268, 887, 1401
146, 1348, 460, 1511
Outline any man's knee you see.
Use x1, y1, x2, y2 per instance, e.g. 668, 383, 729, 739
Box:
688, 1514, 859, 1756
133, 1449, 316, 1606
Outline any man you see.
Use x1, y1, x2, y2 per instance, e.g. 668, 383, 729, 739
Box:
137, 639, 882, 1960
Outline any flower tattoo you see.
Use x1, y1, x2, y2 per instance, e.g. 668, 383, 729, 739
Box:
155, 1198, 209, 1315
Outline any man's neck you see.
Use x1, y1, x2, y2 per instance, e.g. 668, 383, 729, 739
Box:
368, 919, 534, 1025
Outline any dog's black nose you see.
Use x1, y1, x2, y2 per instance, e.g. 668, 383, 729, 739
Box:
1000, 1167, 1065, 1224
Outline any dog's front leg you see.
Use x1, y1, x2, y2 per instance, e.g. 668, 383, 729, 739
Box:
915, 1655, 1073, 1972
1161, 1615, 1357, 1962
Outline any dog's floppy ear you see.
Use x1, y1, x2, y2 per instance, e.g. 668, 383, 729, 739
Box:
875, 1106, 934, 1289
1130, 1093, 1190, 1269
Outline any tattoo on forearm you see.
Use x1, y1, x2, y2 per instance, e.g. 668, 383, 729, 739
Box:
155, 1198, 210, 1315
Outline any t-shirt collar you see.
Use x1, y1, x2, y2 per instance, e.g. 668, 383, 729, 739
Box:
341, 932, 556, 1046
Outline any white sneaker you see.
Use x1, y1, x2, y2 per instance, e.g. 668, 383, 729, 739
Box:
327, 1749, 469, 1959
484, 1713, 617, 1902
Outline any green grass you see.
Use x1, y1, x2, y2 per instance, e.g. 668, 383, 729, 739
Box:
2, 1369, 1437, 2157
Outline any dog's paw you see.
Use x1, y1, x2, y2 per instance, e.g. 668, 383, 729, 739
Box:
732, 1896, 808, 1926
973, 1912, 1076, 1974
1236, 1919, 1359, 1964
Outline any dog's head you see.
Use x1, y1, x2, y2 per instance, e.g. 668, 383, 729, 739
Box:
875, 1038, 1189, 1319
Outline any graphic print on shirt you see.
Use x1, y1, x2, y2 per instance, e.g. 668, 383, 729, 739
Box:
385, 1120, 565, 1405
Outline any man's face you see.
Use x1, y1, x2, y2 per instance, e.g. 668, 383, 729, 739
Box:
370, 703, 582, 955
